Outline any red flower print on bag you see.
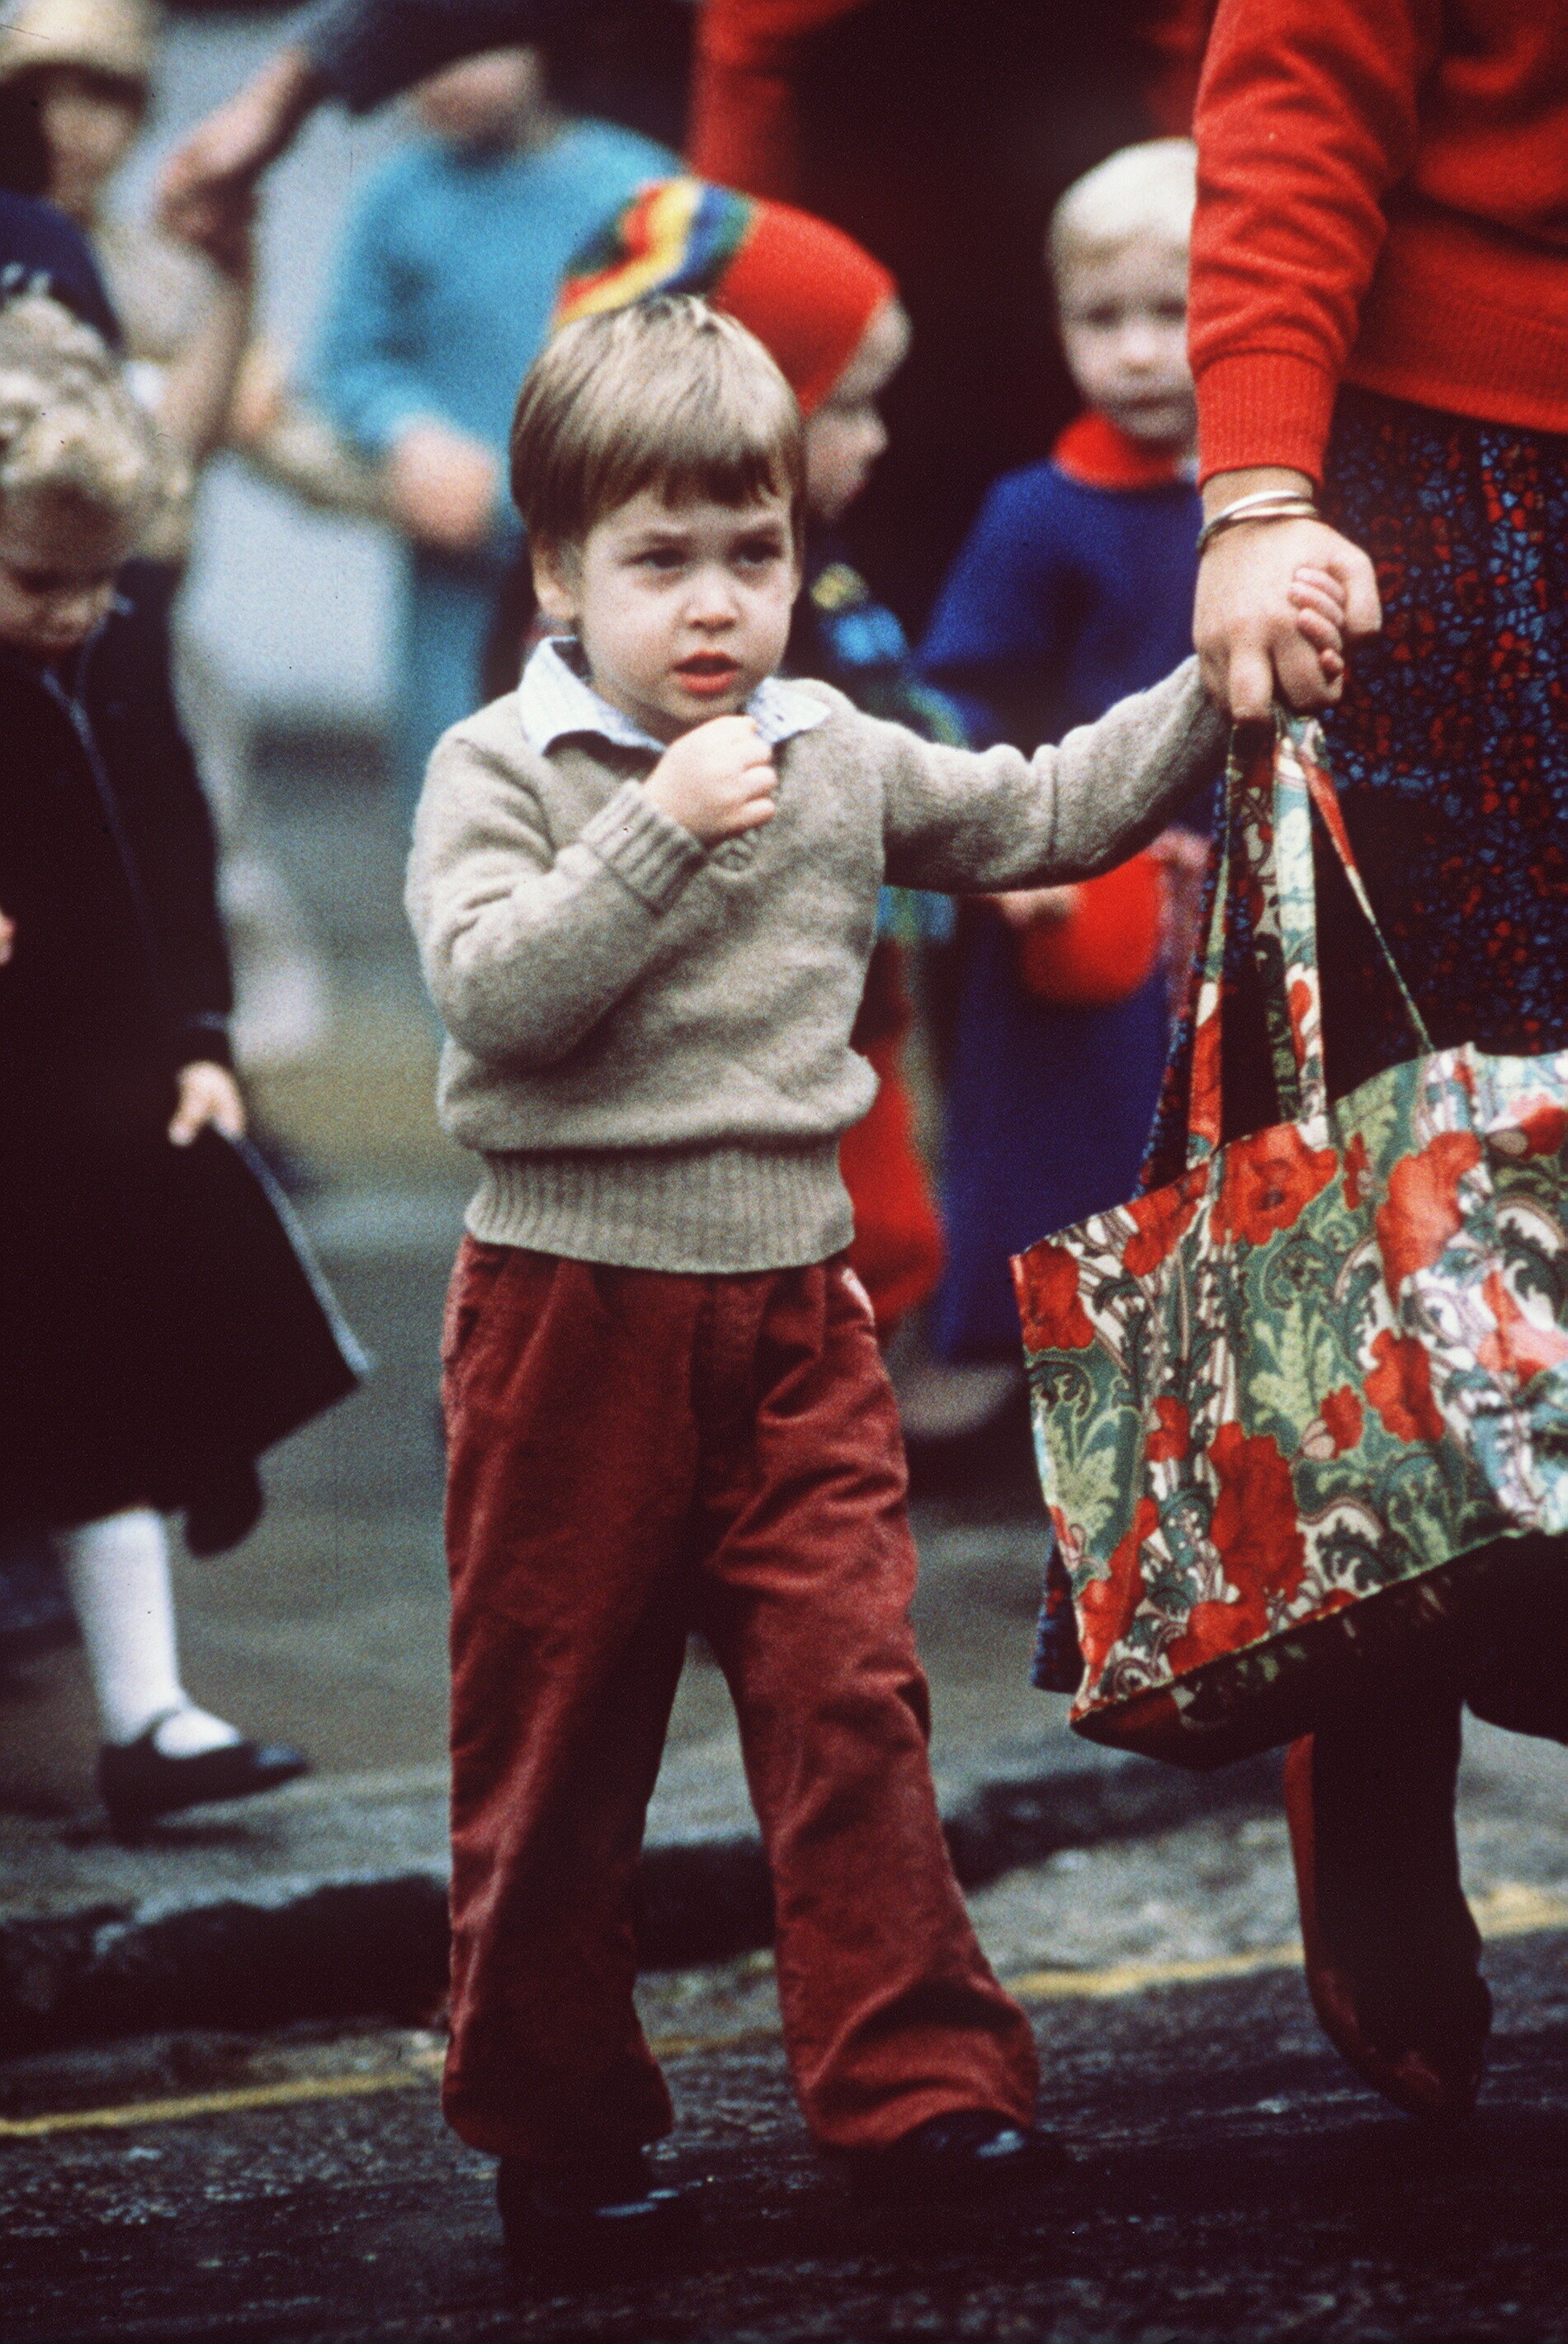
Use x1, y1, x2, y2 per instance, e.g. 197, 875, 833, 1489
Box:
1165, 1423, 1305, 1666
1078, 1496, 1157, 1679
1301, 1385, 1363, 1460
1490, 1099, 1568, 1162
1146, 1396, 1190, 1463
1343, 1132, 1372, 1211
1017, 1244, 1094, 1352
1365, 1330, 1445, 1444
1188, 995, 1222, 1151
1375, 1131, 1482, 1299
1475, 1271, 1568, 1385
1211, 1125, 1337, 1249
1123, 1166, 1206, 1276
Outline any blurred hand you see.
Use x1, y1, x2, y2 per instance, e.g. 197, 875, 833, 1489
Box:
226, 342, 286, 447
385, 423, 500, 555
646, 716, 777, 844
0, 908, 14, 966
172, 182, 257, 280
169, 1061, 246, 1147
158, 47, 324, 243
987, 884, 1083, 930
1195, 469, 1381, 722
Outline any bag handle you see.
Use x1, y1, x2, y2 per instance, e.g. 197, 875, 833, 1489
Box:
1185, 713, 1434, 1171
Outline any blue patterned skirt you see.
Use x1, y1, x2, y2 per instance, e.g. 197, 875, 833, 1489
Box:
1037, 386, 1568, 1696
1150, 385, 1568, 1181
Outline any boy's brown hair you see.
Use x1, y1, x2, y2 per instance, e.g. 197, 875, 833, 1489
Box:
510, 293, 805, 555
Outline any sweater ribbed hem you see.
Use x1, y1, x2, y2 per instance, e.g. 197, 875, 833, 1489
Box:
466, 1140, 853, 1273
1196, 350, 1340, 488
579, 782, 706, 912
1197, 215, 1568, 488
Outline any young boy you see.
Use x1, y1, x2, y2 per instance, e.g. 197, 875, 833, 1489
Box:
917, 139, 1211, 1373
408, 294, 1342, 2260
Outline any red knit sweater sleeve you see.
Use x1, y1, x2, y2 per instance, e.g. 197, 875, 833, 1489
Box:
1188, 0, 1443, 484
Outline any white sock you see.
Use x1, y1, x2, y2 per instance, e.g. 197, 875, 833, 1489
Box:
55, 1509, 240, 1754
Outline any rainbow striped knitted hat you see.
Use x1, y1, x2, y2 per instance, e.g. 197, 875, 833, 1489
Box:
554, 177, 896, 416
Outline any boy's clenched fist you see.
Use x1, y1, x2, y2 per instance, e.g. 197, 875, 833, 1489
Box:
645, 716, 777, 845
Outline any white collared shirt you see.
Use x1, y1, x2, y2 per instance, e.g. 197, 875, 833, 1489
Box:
516, 635, 829, 758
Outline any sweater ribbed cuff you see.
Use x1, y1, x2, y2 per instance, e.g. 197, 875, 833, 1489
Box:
467, 1139, 852, 1274
1195, 351, 1341, 489
579, 782, 706, 913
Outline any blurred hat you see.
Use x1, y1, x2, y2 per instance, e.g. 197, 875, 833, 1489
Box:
0, 0, 156, 90
554, 176, 895, 416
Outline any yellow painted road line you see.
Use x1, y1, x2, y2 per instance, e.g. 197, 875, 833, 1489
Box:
4, 1886, 1566, 2141
1008, 1882, 1568, 2005
0, 2055, 446, 2138
1010, 1945, 1301, 2001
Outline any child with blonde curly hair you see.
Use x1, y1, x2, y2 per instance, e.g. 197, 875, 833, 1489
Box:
0, 295, 356, 1834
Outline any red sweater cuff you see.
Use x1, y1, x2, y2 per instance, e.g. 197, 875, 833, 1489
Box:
1195, 351, 1341, 488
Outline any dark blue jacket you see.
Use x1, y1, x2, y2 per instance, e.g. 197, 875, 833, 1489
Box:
918, 447, 1201, 755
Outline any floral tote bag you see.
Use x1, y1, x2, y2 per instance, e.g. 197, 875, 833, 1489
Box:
1013, 714, 1568, 1768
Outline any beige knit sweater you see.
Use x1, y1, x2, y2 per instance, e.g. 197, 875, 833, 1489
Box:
407, 660, 1225, 1272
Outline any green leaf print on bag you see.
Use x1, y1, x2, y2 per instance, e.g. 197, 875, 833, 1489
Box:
1013, 716, 1568, 1766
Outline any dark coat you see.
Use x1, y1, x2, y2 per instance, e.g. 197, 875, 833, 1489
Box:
0, 564, 361, 1538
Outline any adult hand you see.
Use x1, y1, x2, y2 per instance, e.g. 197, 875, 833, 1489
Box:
0, 909, 14, 965
646, 716, 777, 844
166, 179, 257, 283
385, 423, 500, 555
158, 47, 326, 245
169, 1061, 246, 1146
1195, 467, 1381, 722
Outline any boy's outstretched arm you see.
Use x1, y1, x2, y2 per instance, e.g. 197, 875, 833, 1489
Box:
881, 657, 1230, 896
883, 571, 1345, 894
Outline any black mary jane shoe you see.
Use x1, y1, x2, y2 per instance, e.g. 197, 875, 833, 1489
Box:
496, 2150, 697, 2267
849, 2110, 1071, 2205
99, 1718, 309, 1836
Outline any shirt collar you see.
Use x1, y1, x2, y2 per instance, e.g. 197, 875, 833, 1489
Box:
517, 635, 829, 756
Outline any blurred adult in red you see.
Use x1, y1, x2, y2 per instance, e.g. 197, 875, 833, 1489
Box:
1161, 0, 1568, 2125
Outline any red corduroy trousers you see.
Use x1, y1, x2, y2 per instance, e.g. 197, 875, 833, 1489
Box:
440, 1237, 1038, 2162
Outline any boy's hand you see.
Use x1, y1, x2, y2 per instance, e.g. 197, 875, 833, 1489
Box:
0, 909, 14, 965
169, 1061, 246, 1147
385, 423, 499, 555
1288, 565, 1348, 695
645, 717, 777, 846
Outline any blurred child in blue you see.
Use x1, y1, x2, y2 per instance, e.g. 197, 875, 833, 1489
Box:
918, 140, 1206, 1366
310, 43, 673, 801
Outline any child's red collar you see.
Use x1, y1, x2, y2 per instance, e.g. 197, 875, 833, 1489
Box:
1052, 409, 1193, 490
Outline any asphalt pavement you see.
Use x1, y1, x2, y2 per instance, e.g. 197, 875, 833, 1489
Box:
4, 1794, 1568, 2344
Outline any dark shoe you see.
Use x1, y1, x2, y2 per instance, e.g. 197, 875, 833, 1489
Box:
99, 1721, 309, 1836
1285, 1734, 1490, 2120
849, 2110, 1070, 2204
496, 2151, 697, 2266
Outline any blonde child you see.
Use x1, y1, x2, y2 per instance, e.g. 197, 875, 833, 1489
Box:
408, 293, 1347, 2260
0, 295, 336, 1831
919, 140, 1216, 1371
